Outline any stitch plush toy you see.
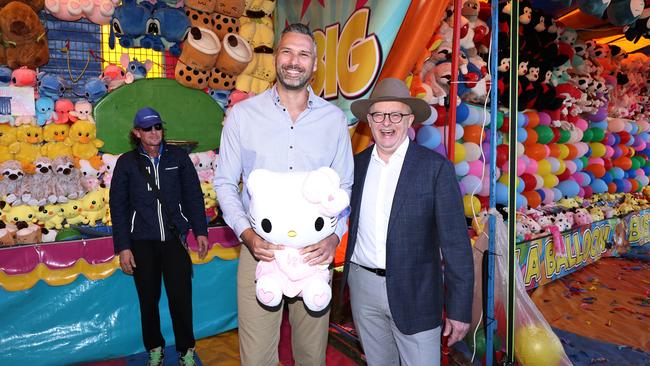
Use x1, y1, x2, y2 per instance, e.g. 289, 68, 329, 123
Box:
120, 53, 152, 83
41, 123, 72, 160
141, 3, 190, 56
81, 77, 109, 103
67, 120, 104, 167
37, 72, 67, 101
248, 167, 349, 312
0, 66, 11, 85
109, 0, 151, 49
10, 66, 37, 87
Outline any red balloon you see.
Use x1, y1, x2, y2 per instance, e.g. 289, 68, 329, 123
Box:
629, 179, 639, 192
501, 117, 509, 132
608, 182, 617, 193
603, 158, 612, 171
525, 143, 548, 160
617, 131, 631, 145
557, 169, 572, 181
550, 128, 561, 143
497, 144, 509, 166
434, 105, 447, 126
583, 186, 593, 198
478, 195, 489, 209
521, 173, 537, 191
613, 157, 632, 170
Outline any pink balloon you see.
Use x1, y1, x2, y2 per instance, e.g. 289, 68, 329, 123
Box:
542, 188, 555, 204
604, 145, 614, 158
538, 112, 551, 126
574, 118, 588, 131
467, 160, 485, 177
517, 157, 526, 176
479, 174, 491, 196
525, 159, 538, 174
572, 173, 585, 186
588, 157, 604, 166
578, 187, 585, 198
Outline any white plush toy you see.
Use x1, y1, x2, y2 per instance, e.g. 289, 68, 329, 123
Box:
247, 167, 349, 312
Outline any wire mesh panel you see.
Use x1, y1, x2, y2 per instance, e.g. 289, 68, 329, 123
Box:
99, 25, 166, 78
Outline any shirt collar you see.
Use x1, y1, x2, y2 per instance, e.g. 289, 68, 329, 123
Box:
271, 84, 317, 109
139, 141, 164, 158
371, 137, 410, 163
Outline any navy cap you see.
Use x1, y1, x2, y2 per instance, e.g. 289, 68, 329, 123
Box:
133, 107, 165, 129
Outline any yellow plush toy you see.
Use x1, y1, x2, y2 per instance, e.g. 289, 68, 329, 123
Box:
36, 204, 65, 230
0, 124, 17, 162
2, 204, 37, 225
235, 53, 275, 94
67, 121, 104, 168
41, 124, 72, 160
201, 182, 217, 209
9, 125, 43, 169
58, 199, 89, 227
102, 188, 112, 226
80, 188, 106, 227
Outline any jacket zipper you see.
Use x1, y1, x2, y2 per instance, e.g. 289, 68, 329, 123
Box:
130, 211, 136, 233
141, 152, 165, 242
179, 203, 189, 223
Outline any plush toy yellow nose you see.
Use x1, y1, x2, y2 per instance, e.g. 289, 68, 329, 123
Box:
287, 230, 297, 237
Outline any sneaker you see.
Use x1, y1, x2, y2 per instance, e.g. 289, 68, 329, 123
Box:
147, 346, 164, 366
179, 347, 197, 366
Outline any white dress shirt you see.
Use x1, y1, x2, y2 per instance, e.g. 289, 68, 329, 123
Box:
351, 137, 410, 269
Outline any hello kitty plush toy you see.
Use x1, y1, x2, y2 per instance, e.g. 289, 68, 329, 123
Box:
247, 167, 350, 312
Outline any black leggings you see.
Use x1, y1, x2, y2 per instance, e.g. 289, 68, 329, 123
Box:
131, 239, 194, 353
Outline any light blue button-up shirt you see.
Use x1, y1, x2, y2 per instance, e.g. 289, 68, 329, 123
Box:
213, 85, 354, 240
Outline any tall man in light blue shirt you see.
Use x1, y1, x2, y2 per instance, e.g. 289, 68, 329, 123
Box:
213, 23, 353, 366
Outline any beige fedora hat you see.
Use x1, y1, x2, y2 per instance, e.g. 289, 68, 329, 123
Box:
351, 77, 431, 124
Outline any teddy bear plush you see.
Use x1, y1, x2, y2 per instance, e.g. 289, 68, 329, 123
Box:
0, 124, 17, 162
21, 156, 58, 206
80, 187, 106, 226
35, 204, 65, 229
67, 120, 104, 167
0, 1, 49, 69
0, 159, 28, 205
52, 156, 86, 202
247, 167, 349, 312
41, 123, 72, 160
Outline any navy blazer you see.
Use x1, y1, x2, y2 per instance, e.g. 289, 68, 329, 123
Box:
343, 142, 474, 335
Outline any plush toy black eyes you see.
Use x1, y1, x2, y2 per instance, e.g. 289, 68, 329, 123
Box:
314, 217, 324, 231
261, 219, 272, 233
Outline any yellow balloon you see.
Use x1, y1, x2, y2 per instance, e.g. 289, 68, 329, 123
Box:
543, 174, 559, 188
453, 142, 466, 164
463, 195, 481, 218
537, 159, 551, 176
557, 144, 569, 160
515, 324, 563, 366
589, 142, 606, 158
555, 160, 566, 175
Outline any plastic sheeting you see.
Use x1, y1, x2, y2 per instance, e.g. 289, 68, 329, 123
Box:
0, 254, 238, 365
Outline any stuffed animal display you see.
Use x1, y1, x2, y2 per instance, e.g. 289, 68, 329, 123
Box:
248, 167, 349, 312
0, 1, 49, 69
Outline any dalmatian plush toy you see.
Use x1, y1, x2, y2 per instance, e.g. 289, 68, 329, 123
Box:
247, 167, 349, 312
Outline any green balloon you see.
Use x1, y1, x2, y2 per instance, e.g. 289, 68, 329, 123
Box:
580, 156, 589, 167
582, 129, 594, 142
558, 129, 571, 144
631, 157, 641, 170
464, 326, 503, 358
591, 128, 605, 142
55, 228, 82, 242
496, 112, 504, 129
535, 125, 554, 144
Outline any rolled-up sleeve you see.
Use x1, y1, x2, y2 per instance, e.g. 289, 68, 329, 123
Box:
213, 106, 251, 238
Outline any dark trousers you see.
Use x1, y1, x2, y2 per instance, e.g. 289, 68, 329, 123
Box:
131, 239, 195, 353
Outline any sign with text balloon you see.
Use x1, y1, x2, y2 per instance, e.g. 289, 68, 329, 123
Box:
276, 0, 411, 123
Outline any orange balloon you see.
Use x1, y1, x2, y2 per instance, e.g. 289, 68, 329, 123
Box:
585, 164, 606, 178
566, 144, 579, 160
608, 182, 617, 193
525, 128, 538, 145
522, 190, 542, 208
614, 157, 632, 170
463, 125, 486, 145
629, 179, 639, 192
548, 144, 562, 158
526, 112, 540, 128
525, 143, 548, 160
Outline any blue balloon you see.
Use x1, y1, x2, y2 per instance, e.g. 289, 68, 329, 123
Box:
573, 159, 584, 171
517, 177, 525, 193
610, 167, 624, 179
536, 189, 546, 202
602, 172, 613, 184
517, 112, 528, 127
591, 120, 608, 130
495, 182, 508, 205
416, 125, 442, 150
517, 127, 528, 143
516, 194, 527, 210
456, 103, 470, 124
590, 178, 608, 193
558, 180, 580, 197
455, 161, 470, 176
552, 188, 563, 202
643, 166, 650, 176
613, 179, 625, 193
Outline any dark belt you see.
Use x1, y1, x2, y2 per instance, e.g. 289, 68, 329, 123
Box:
354, 262, 386, 277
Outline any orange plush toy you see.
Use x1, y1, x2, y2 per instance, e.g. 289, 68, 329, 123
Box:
0, 1, 49, 69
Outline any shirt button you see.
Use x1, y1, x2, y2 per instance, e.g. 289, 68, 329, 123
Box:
289, 146, 293, 149
289, 167, 293, 170
290, 126, 294, 129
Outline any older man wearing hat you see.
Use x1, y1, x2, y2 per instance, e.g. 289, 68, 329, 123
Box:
342, 78, 474, 365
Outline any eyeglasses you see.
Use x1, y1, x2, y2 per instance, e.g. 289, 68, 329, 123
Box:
138, 123, 163, 132
368, 112, 412, 124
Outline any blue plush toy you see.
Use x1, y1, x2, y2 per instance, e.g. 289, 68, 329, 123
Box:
109, 0, 151, 49
37, 73, 67, 101
208, 89, 231, 110
607, 0, 645, 26
36, 97, 57, 126
577, 0, 612, 17
82, 78, 109, 103
140, 4, 189, 56
0, 67, 12, 86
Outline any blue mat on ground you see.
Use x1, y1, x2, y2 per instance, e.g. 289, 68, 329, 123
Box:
82, 345, 203, 366
622, 245, 650, 261
554, 327, 650, 366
